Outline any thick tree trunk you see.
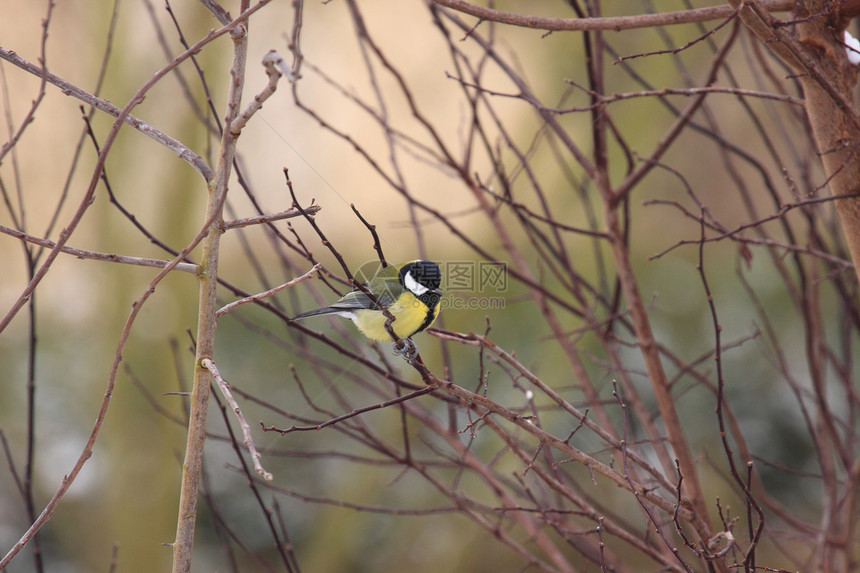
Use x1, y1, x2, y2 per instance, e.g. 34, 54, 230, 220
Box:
797, 2, 860, 277
732, 0, 860, 281
731, 5, 860, 569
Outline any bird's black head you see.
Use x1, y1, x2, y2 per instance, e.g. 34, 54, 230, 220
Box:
400, 260, 442, 308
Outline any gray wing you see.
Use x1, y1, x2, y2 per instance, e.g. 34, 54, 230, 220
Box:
330, 278, 398, 311
291, 291, 376, 321
292, 276, 399, 321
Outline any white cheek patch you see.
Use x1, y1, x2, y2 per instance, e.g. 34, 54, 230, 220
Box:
404, 271, 429, 296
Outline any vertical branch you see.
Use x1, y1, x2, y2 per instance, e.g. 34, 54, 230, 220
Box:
15, 8, 56, 571
0, 3, 278, 566
730, 0, 860, 280
696, 210, 765, 568
602, 201, 714, 544
797, 9, 860, 284
171, 12, 250, 573
613, 382, 694, 573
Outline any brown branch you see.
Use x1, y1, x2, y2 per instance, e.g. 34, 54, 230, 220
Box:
0, 199, 215, 571
431, 0, 794, 32
230, 49, 287, 134
172, 2, 274, 572
696, 210, 766, 566
0, 2, 271, 338
0, 1, 51, 168
262, 386, 435, 434
350, 203, 389, 267
221, 204, 320, 230
406, 358, 695, 522
0, 224, 199, 273
216, 263, 321, 318
613, 383, 694, 572
202, 359, 272, 481
602, 188, 715, 545
0, 47, 213, 181
461, 76, 806, 111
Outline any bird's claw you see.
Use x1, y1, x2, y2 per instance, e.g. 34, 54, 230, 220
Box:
393, 338, 417, 361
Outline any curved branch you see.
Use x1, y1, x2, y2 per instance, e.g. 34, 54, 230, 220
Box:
0, 47, 213, 181
0, 224, 200, 273
430, 0, 794, 32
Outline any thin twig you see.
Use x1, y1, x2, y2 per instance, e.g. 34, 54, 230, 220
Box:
230, 50, 287, 134
0, 202, 214, 570
615, 5, 741, 63
695, 209, 766, 568
202, 359, 272, 481
350, 203, 389, 267
221, 205, 320, 230
216, 263, 321, 318
430, 0, 793, 32
263, 386, 435, 434
0, 224, 200, 273
613, 382, 694, 573
0, 47, 212, 181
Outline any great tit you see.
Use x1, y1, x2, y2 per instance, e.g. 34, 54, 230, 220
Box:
292, 260, 443, 343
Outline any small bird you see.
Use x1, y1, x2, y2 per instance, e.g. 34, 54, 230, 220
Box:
292, 260, 443, 344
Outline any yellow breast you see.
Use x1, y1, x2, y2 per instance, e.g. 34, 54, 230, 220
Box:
351, 295, 439, 342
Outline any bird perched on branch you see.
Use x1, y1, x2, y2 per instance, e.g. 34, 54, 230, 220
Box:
292, 260, 443, 349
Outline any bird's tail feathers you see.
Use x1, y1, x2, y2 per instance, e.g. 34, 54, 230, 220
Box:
292, 307, 348, 321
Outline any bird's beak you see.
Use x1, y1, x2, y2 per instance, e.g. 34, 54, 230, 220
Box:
432, 288, 443, 296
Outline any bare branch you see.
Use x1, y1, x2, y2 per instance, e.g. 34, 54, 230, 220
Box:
431, 0, 794, 32
221, 204, 320, 230
0, 47, 213, 181
202, 359, 272, 481
0, 224, 199, 273
230, 49, 287, 134
216, 263, 321, 317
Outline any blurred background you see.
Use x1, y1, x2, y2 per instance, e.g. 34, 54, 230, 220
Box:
1, 1, 858, 571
